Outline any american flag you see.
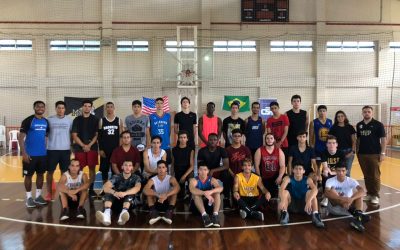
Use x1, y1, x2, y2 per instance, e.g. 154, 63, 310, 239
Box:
142, 96, 170, 115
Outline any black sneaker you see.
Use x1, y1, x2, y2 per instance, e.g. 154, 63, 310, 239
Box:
280, 211, 289, 225
89, 189, 97, 198
311, 213, 325, 228
60, 208, 69, 221
162, 209, 173, 224
223, 198, 231, 209
250, 211, 264, 221
202, 214, 213, 228
353, 211, 371, 224
76, 206, 86, 219
149, 209, 161, 225
211, 214, 220, 227
350, 216, 365, 232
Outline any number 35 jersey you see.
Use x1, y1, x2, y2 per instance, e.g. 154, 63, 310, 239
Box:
149, 113, 171, 150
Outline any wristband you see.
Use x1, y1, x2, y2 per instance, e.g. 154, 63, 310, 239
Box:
381, 152, 385, 155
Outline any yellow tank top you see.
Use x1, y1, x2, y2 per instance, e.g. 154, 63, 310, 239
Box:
237, 172, 260, 197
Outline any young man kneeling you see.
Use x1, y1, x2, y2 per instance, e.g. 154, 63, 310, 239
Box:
233, 158, 270, 221
189, 162, 223, 228
279, 162, 325, 228
96, 161, 141, 226
58, 159, 89, 221
144, 160, 180, 225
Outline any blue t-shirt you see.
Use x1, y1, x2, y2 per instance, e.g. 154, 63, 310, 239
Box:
20, 115, 49, 156
149, 113, 171, 150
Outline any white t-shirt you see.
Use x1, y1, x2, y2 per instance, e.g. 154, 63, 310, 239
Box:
325, 176, 359, 198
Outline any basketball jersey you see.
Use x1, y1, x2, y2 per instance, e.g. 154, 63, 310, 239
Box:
237, 172, 260, 197
313, 118, 333, 154
289, 176, 308, 200
99, 117, 121, 153
64, 171, 84, 190
200, 114, 219, 148
245, 116, 263, 150
195, 176, 213, 191
146, 148, 166, 172
149, 113, 171, 150
152, 175, 172, 195
286, 109, 307, 147
259, 146, 280, 179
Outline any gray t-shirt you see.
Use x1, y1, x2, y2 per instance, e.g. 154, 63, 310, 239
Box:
125, 114, 149, 147
47, 115, 72, 150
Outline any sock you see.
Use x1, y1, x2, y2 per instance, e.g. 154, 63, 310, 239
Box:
313, 211, 318, 214
201, 212, 207, 216
282, 210, 287, 213
122, 208, 128, 212
104, 208, 111, 216
213, 212, 218, 216
26, 192, 32, 199
36, 189, 42, 197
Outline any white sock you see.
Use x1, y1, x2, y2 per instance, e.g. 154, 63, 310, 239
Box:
313, 211, 318, 214
35, 189, 42, 197
201, 212, 207, 216
105, 208, 111, 216
213, 212, 218, 216
26, 192, 32, 199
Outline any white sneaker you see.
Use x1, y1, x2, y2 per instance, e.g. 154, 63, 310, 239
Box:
118, 210, 130, 225
320, 197, 328, 207
370, 196, 380, 205
363, 195, 372, 201
96, 211, 111, 226
239, 209, 247, 219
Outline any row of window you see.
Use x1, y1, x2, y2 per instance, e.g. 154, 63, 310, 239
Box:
1, 39, 400, 52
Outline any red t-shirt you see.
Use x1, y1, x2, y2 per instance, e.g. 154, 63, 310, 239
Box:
110, 145, 140, 170
266, 114, 290, 148
226, 145, 252, 174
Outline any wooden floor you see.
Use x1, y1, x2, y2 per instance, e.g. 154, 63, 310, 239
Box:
1, 148, 400, 249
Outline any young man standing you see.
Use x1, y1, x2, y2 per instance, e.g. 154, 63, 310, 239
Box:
98, 102, 124, 183
356, 106, 386, 205
198, 102, 222, 148
57, 159, 89, 221
125, 100, 149, 148
174, 97, 197, 149
244, 101, 265, 158
96, 161, 141, 226
309, 105, 333, 164
110, 131, 141, 175
279, 162, 325, 228
254, 133, 286, 198
143, 160, 180, 225
71, 100, 99, 197
222, 101, 245, 148
189, 163, 223, 228
233, 158, 270, 221
267, 101, 290, 160
46, 101, 72, 201
19, 101, 50, 208
286, 95, 309, 149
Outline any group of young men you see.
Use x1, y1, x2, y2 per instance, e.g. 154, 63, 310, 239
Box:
18, 94, 386, 231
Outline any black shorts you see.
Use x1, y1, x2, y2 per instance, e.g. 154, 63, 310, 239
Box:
47, 150, 71, 173
288, 198, 306, 214
154, 200, 170, 212
23, 156, 47, 177
103, 193, 135, 204
67, 193, 81, 208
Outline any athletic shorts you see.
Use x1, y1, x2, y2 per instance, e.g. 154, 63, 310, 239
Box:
74, 151, 98, 169
47, 150, 71, 173
154, 200, 170, 212
23, 156, 47, 177
288, 198, 306, 214
65, 193, 81, 209
190, 197, 214, 215
103, 193, 134, 204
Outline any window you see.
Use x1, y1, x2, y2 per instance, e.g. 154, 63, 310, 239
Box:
117, 40, 149, 51
326, 41, 375, 52
270, 40, 313, 52
213, 40, 256, 52
389, 42, 400, 52
50, 40, 100, 51
0, 40, 32, 50
165, 41, 194, 52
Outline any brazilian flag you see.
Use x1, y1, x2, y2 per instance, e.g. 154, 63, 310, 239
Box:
222, 96, 250, 112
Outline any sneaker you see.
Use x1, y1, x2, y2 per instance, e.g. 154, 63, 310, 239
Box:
89, 189, 97, 198
76, 207, 86, 219
280, 211, 289, 225
96, 211, 111, 226
251, 211, 264, 221
353, 211, 371, 224
44, 193, 53, 202
363, 195, 372, 201
320, 197, 328, 207
162, 209, 173, 224
34, 195, 47, 205
350, 216, 365, 232
239, 209, 247, 219
312, 213, 325, 228
211, 214, 220, 227
26, 197, 36, 208
149, 209, 161, 225
202, 214, 213, 228
370, 196, 379, 205
223, 198, 231, 209
118, 210, 130, 225
60, 208, 69, 221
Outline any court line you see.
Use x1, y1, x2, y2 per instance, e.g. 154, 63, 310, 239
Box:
0, 152, 21, 168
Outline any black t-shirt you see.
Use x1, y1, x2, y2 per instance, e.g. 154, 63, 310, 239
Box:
197, 146, 228, 170
321, 150, 345, 171
110, 173, 141, 192
328, 124, 356, 150
174, 111, 197, 147
172, 145, 193, 173
72, 115, 99, 152
356, 119, 386, 154
288, 145, 316, 174
222, 116, 245, 148
286, 109, 307, 147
